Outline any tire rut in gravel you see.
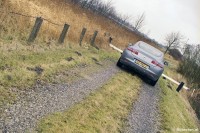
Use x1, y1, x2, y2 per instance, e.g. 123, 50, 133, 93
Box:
0, 62, 119, 133
124, 82, 161, 133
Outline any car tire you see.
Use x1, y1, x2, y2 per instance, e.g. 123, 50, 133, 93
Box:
150, 79, 158, 86
116, 58, 123, 67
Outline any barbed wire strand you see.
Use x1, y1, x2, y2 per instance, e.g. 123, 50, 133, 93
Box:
43, 18, 63, 26
9, 11, 37, 19
0, 10, 63, 27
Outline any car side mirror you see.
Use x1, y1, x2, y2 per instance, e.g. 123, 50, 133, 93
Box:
164, 61, 168, 66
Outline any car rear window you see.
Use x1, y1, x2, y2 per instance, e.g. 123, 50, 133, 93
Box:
138, 42, 163, 57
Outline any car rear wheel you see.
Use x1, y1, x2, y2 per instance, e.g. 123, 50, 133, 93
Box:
116, 58, 123, 67
150, 79, 158, 86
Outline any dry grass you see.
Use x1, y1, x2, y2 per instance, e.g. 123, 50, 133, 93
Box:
37, 72, 142, 133
0, 0, 156, 50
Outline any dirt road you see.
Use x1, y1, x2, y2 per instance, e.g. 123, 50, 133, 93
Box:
123, 82, 161, 133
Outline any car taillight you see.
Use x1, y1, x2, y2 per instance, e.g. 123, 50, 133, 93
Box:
151, 60, 163, 68
127, 47, 138, 55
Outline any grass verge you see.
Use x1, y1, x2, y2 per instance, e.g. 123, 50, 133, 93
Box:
36, 71, 141, 133
159, 78, 199, 132
0, 44, 119, 111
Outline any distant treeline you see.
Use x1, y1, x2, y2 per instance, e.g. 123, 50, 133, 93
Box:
68, 0, 131, 26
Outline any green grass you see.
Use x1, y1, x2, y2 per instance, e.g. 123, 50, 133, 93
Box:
159, 78, 199, 132
0, 46, 118, 88
0, 44, 120, 110
36, 72, 142, 133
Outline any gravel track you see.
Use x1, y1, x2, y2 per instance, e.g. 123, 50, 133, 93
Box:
0, 62, 119, 133
124, 82, 161, 133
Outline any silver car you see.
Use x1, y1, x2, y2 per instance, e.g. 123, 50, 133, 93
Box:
117, 41, 164, 86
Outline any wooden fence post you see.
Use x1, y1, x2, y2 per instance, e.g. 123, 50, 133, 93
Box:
176, 82, 185, 92
28, 17, 43, 42
79, 28, 87, 46
58, 24, 70, 44
90, 30, 98, 46
109, 37, 113, 43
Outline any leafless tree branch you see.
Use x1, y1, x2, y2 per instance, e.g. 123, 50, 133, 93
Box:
164, 32, 185, 54
133, 13, 145, 31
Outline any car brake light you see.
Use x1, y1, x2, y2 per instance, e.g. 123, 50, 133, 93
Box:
127, 47, 138, 55
151, 60, 163, 68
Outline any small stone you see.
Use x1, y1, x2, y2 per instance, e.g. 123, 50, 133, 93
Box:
66, 57, 74, 62
15, 118, 19, 122
92, 57, 98, 62
34, 66, 44, 75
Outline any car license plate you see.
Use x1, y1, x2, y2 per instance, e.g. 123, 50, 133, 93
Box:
135, 59, 149, 69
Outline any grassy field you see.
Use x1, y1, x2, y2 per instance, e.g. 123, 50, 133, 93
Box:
36, 72, 141, 133
159, 55, 199, 132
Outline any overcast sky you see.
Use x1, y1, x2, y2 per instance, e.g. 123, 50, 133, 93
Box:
102, 0, 200, 45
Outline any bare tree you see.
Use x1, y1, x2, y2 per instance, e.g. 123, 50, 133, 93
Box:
80, 0, 89, 8
164, 32, 184, 54
97, 0, 114, 16
133, 13, 145, 31
120, 14, 131, 25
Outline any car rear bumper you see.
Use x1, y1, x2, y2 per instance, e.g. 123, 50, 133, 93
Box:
119, 57, 161, 81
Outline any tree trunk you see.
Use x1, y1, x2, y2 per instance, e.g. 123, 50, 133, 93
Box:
164, 47, 170, 54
